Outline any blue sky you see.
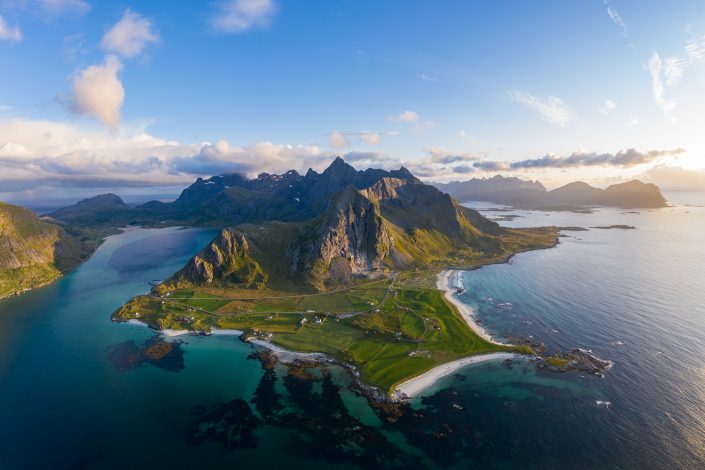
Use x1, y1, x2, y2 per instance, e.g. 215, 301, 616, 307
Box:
1, 0, 704, 204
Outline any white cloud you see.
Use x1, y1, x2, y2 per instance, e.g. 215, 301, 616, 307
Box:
210, 0, 277, 34
360, 132, 380, 145
0, 14, 22, 42
419, 73, 437, 83
458, 129, 467, 139
329, 130, 349, 149
101, 9, 159, 59
388, 110, 420, 123
508, 90, 575, 127
70, 55, 125, 129
0, 105, 12, 111
599, 99, 617, 114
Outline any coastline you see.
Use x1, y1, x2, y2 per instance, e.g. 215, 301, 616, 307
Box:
437, 269, 507, 346
389, 270, 519, 400
248, 339, 330, 363
393, 352, 520, 399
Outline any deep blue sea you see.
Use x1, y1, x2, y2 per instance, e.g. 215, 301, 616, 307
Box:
1, 191, 704, 469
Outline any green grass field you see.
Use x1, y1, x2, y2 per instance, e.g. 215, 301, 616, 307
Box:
113, 275, 513, 393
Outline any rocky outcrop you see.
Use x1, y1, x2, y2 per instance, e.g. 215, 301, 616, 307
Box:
163, 228, 267, 290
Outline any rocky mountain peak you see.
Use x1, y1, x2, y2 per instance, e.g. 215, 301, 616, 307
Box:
162, 228, 266, 289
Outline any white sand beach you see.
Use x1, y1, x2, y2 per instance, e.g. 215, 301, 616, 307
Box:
393, 352, 519, 399
437, 269, 507, 346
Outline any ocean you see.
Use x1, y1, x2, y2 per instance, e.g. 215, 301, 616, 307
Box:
0, 191, 703, 469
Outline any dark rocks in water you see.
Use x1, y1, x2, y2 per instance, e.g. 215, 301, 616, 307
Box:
247, 349, 278, 370
141, 336, 185, 372
107, 340, 142, 372
538, 348, 613, 377
193, 359, 422, 468
391, 387, 478, 467
107, 335, 185, 372
557, 226, 590, 232
250, 369, 282, 418
453, 373, 467, 382
188, 399, 261, 449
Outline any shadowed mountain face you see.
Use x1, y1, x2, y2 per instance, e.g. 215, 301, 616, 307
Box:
50, 157, 515, 290
435, 176, 667, 209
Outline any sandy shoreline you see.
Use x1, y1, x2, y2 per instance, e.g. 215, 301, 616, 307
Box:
437, 269, 507, 346
393, 352, 519, 399
391, 270, 516, 399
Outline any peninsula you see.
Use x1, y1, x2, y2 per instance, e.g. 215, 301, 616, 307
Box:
109, 157, 558, 394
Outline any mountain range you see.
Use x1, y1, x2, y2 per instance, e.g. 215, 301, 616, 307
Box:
434, 175, 668, 209
48, 157, 554, 291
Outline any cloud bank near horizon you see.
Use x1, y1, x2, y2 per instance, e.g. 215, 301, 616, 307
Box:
0, 117, 688, 204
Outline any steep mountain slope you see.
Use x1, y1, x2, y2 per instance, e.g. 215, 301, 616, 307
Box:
150, 160, 515, 291
435, 175, 668, 209
159, 228, 266, 291
0, 201, 93, 298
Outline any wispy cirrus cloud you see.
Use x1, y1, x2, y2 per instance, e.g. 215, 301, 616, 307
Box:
472, 148, 684, 171
37, 0, 89, 17
328, 130, 396, 147
603, 0, 633, 46
648, 29, 705, 115
210, 0, 277, 34
508, 90, 575, 127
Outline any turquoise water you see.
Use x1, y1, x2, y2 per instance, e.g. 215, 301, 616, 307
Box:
1, 192, 704, 469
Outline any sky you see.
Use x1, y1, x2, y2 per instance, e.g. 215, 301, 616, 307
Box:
1, 0, 705, 205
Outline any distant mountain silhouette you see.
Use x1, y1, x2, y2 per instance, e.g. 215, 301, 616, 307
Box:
435, 176, 667, 209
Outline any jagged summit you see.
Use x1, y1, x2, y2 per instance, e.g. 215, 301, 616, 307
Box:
49, 157, 516, 290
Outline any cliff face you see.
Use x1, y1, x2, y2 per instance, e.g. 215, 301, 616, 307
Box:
289, 186, 393, 288
0, 202, 88, 298
162, 228, 267, 290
